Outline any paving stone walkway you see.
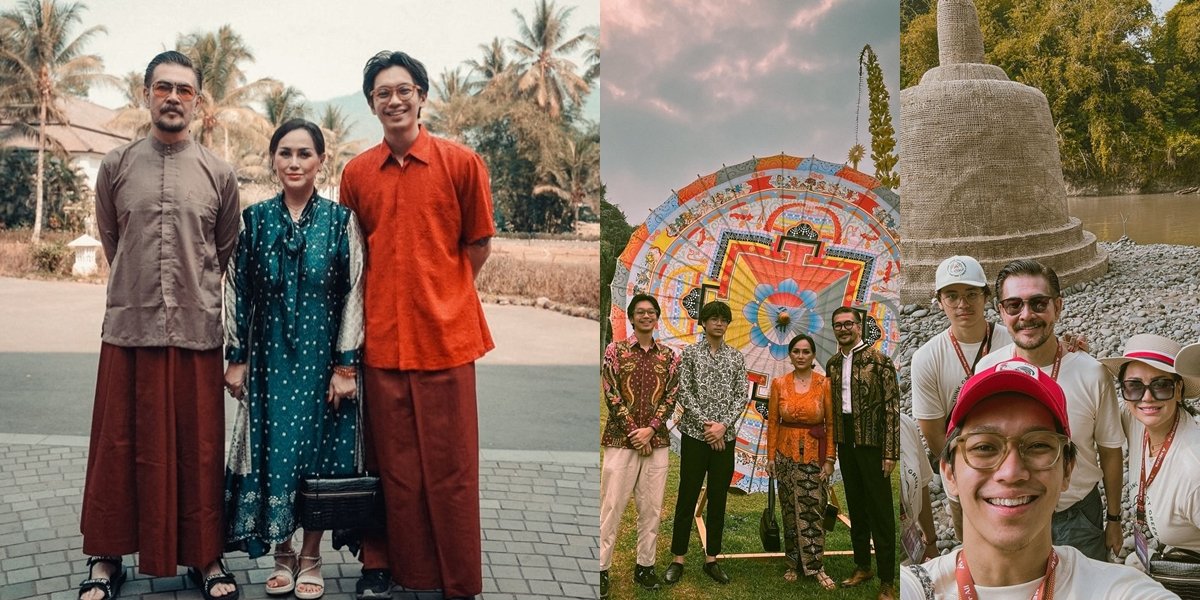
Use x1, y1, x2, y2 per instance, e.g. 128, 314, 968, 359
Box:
0, 436, 599, 600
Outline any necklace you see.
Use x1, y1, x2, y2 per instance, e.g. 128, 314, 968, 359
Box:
286, 203, 305, 221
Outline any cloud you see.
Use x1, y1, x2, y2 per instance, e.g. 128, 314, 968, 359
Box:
790, 0, 839, 29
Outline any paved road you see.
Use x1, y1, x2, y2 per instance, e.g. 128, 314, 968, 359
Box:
0, 278, 599, 452
0, 277, 601, 600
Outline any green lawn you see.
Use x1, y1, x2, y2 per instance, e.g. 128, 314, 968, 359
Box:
602, 406, 902, 599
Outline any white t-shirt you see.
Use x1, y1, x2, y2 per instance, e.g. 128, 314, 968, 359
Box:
901, 414, 933, 521
841, 349, 853, 413
977, 344, 1125, 510
1126, 410, 1200, 551
912, 323, 1012, 421
901, 545, 1177, 599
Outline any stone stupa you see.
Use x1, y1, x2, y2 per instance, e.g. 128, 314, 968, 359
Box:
898, 0, 1107, 304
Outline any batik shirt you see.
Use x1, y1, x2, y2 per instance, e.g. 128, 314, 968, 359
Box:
601, 339, 680, 449
677, 340, 749, 443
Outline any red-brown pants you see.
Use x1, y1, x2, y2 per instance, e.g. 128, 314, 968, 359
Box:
361, 363, 481, 598
80, 343, 225, 576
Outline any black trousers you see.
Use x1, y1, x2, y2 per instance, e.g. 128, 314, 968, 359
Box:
670, 432, 736, 557
838, 418, 896, 582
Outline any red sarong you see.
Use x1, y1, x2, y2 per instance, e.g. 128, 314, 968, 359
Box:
79, 343, 225, 576
361, 363, 482, 598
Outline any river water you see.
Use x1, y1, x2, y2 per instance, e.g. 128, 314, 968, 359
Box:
1068, 192, 1200, 246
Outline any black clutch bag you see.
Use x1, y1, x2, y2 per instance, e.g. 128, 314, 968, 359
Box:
759, 476, 782, 552
298, 474, 384, 531
297, 374, 384, 532
823, 484, 840, 531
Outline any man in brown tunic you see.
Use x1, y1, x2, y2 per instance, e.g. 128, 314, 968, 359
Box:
78, 51, 240, 600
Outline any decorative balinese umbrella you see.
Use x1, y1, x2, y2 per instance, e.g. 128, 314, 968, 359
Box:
610, 154, 900, 493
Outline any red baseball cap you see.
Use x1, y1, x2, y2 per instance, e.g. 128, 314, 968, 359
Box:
948, 359, 1070, 437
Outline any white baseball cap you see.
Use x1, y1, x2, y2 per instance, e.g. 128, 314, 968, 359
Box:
935, 255, 987, 292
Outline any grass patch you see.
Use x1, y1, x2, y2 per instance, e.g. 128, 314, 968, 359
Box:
602, 400, 900, 599
476, 253, 598, 309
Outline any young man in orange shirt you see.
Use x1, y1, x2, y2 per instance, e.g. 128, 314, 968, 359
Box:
339, 50, 495, 600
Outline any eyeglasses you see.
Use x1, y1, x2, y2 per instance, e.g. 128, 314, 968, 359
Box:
1121, 378, 1178, 402
632, 309, 659, 317
997, 295, 1056, 316
150, 81, 197, 102
372, 85, 420, 103
831, 321, 858, 330
955, 431, 1069, 471
940, 290, 984, 306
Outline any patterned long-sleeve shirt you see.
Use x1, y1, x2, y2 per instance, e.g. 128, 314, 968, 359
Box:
677, 340, 748, 442
601, 339, 680, 449
826, 344, 901, 460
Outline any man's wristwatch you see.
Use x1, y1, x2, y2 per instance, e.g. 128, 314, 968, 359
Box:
1106, 512, 1122, 523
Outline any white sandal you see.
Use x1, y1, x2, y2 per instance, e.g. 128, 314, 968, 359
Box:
295, 555, 324, 600
265, 549, 296, 596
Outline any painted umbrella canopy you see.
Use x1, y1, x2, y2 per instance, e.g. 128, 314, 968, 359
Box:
610, 154, 901, 493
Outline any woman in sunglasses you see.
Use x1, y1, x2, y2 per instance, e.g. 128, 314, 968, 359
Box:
1101, 334, 1200, 559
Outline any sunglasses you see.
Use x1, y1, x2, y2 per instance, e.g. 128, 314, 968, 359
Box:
150, 81, 197, 102
1120, 378, 1177, 402
997, 295, 1056, 316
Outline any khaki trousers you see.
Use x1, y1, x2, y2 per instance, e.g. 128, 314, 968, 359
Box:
599, 446, 669, 570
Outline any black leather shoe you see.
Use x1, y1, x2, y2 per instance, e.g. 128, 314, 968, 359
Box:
600, 570, 609, 599
703, 561, 730, 584
663, 562, 684, 584
633, 564, 661, 590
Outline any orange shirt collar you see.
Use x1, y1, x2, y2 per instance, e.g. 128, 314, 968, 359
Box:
372, 125, 432, 169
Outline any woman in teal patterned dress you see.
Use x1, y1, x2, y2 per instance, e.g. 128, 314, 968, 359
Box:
222, 119, 363, 600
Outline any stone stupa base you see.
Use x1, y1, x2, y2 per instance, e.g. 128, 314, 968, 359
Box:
899, 217, 1109, 304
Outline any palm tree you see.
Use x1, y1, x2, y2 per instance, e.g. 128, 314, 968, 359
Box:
176, 25, 276, 162
582, 24, 599, 84
263, 84, 309, 128
427, 67, 475, 141
534, 126, 600, 223
509, 0, 590, 118
0, 0, 108, 243
465, 37, 513, 95
316, 104, 359, 196
106, 69, 150, 137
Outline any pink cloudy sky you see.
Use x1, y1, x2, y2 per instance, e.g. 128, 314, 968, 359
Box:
600, 0, 900, 220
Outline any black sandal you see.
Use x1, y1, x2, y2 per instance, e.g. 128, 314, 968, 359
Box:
188, 559, 240, 600
78, 556, 126, 600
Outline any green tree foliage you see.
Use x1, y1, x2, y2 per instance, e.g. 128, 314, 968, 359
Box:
901, 0, 1200, 192
176, 25, 277, 165
423, 0, 597, 233
0, 148, 85, 230
861, 45, 899, 188
599, 192, 633, 348
0, 0, 108, 242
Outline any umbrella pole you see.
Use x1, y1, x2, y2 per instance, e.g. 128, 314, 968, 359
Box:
691, 483, 868, 561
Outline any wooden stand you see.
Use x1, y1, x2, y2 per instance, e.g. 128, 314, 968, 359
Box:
692, 485, 864, 560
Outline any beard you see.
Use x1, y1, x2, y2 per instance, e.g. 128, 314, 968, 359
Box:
1012, 319, 1054, 350
154, 109, 189, 133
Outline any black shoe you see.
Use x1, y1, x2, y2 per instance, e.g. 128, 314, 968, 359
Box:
703, 560, 730, 584
355, 569, 392, 600
663, 562, 684, 584
633, 564, 661, 590
600, 570, 609, 599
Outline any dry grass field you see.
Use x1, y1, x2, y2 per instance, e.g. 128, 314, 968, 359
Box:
0, 229, 599, 317
476, 237, 599, 316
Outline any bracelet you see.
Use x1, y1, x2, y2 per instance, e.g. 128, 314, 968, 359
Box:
332, 364, 357, 378
1106, 512, 1121, 523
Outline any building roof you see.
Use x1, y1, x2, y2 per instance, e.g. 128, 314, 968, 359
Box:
0, 96, 133, 155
